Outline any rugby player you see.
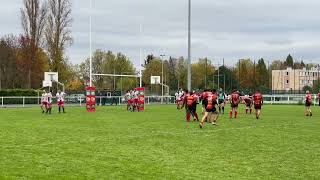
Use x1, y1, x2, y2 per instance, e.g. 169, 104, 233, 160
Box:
46, 90, 53, 114
125, 90, 132, 111
56, 90, 66, 113
186, 91, 199, 122
305, 90, 313, 116
229, 90, 240, 119
200, 89, 219, 128
40, 90, 47, 113
218, 90, 226, 114
243, 94, 253, 114
253, 90, 263, 119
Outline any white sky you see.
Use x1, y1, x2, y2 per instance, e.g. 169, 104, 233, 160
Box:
1, 0, 319, 68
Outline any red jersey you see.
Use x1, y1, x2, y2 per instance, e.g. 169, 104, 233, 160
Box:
205, 93, 217, 110
305, 93, 312, 103
253, 92, 263, 105
186, 94, 197, 106
231, 92, 240, 105
318, 93, 320, 99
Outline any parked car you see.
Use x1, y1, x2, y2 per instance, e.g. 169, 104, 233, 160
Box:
68, 94, 85, 103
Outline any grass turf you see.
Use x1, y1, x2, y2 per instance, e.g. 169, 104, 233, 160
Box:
0, 104, 320, 179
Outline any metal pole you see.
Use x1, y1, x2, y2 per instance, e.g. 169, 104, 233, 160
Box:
205, 58, 207, 89
89, 0, 92, 87
218, 62, 220, 90
139, 24, 142, 88
187, 0, 191, 91
160, 55, 165, 103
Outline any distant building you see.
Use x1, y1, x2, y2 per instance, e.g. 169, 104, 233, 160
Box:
272, 67, 320, 92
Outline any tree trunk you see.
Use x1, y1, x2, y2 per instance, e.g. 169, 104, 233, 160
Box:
28, 68, 31, 89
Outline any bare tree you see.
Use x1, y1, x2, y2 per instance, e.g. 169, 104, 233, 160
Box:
46, 0, 73, 82
21, 0, 47, 88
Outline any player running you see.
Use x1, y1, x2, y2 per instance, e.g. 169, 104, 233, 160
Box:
185, 91, 199, 122
56, 90, 66, 113
243, 94, 253, 114
305, 90, 313, 117
253, 90, 263, 119
40, 90, 47, 113
200, 89, 219, 128
218, 90, 226, 114
229, 90, 240, 119
175, 90, 184, 109
46, 90, 53, 114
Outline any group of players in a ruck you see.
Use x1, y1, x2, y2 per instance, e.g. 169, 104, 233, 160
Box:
176, 89, 320, 128
124, 89, 140, 112
176, 89, 264, 129
40, 90, 66, 114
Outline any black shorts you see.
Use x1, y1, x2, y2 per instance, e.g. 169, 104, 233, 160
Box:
305, 102, 311, 107
246, 103, 252, 107
218, 99, 224, 104
254, 104, 262, 110
188, 105, 196, 112
206, 108, 216, 113
231, 104, 238, 108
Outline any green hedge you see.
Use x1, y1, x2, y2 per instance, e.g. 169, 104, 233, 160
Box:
0, 89, 38, 96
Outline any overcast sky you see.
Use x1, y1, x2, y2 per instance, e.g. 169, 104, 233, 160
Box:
1, 0, 319, 68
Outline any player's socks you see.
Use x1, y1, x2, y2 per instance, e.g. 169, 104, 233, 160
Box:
59, 107, 61, 113
219, 107, 221, 113
235, 111, 238, 118
63, 107, 65, 113
246, 109, 248, 114
229, 111, 232, 119
194, 113, 199, 121
186, 113, 191, 122
222, 107, 225, 114
250, 109, 252, 114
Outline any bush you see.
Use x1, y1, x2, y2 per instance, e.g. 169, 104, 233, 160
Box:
0, 89, 38, 96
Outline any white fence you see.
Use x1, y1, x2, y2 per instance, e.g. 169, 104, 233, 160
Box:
0, 95, 319, 108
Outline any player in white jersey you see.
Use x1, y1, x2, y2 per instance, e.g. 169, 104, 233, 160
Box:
125, 90, 132, 111
40, 90, 47, 113
46, 90, 53, 114
56, 90, 66, 113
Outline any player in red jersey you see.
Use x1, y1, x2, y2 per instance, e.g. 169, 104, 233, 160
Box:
305, 90, 313, 116
253, 90, 263, 119
185, 91, 199, 122
229, 90, 240, 119
243, 94, 253, 114
200, 89, 219, 128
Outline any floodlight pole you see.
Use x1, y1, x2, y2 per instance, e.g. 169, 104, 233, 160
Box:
160, 54, 166, 103
89, 0, 93, 87
187, 0, 191, 91
139, 24, 142, 88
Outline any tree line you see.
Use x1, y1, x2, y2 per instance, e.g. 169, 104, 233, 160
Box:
0, 0, 318, 94
0, 0, 73, 90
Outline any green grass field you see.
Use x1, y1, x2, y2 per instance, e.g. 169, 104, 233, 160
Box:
0, 104, 320, 179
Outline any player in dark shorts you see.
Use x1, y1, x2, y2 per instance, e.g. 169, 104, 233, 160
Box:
218, 91, 225, 114
200, 89, 219, 128
191, 91, 199, 121
243, 94, 253, 114
229, 90, 240, 119
253, 90, 263, 119
305, 91, 312, 117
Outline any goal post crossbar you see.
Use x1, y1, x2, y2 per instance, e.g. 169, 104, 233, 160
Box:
92, 73, 141, 78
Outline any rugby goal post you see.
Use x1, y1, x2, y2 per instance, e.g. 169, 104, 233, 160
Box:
43, 72, 65, 92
